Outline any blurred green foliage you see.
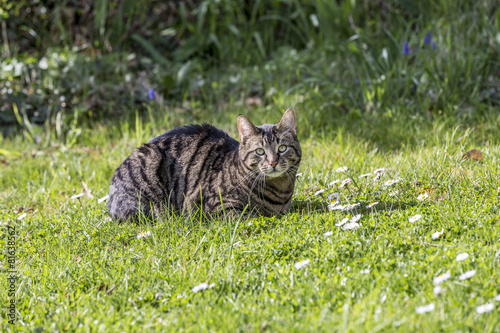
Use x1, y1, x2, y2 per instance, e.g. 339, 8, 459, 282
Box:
0, 0, 499, 139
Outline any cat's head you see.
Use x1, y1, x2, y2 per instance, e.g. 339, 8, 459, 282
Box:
237, 108, 301, 178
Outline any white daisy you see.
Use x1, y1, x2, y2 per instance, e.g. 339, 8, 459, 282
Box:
336, 166, 348, 173
433, 286, 443, 296
433, 272, 451, 285
495, 294, 500, 301
359, 173, 371, 178
342, 203, 360, 211
372, 174, 381, 182
389, 190, 399, 197
98, 195, 109, 203
417, 193, 429, 201
17, 212, 27, 220
296, 173, 303, 178
329, 180, 341, 186
328, 192, 339, 201
136, 230, 152, 239
384, 179, 399, 187
314, 189, 326, 196
431, 229, 444, 240
374, 168, 386, 174
456, 253, 469, 262
415, 303, 435, 314
192, 283, 209, 293
366, 202, 378, 209
476, 303, 494, 314
409, 214, 422, 223
328, 203, 344, 211
342, 222, 360, 230
339, 179, 352, 189
295, 259, 310, 270
323, 231, 333, 237
335, 218, 350, 227
458, 270, 476, 280
71, 193, 85, 199
360, 269, 370, 274
350, 214, 362, 223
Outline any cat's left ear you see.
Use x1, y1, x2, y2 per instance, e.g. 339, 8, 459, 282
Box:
276, 108, 297, 136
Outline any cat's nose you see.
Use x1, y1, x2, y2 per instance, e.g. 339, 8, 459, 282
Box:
270, 161, 278, 168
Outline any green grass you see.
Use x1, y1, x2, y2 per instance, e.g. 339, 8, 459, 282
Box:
1, 1, 500, 331
1, 110, 500, 331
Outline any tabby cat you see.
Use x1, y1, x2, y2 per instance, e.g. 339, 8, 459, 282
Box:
107, 108, 301, 222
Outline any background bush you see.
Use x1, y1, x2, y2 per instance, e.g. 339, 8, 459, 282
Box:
0, 0, 499, 140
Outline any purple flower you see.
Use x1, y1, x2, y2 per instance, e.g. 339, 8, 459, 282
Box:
403, 42, 410, 55
148, 88, 155, 100
431, 41, 436, 50
424, 32, 432, 45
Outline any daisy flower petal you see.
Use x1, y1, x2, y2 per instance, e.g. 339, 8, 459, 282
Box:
192, 283, 209, 293
409, 214, 422, 223
295, 259, 310, 270
415, 303, 435, 314
335, 218, 350, 227
342, 222, 360, 230
417, 193, 429, 201
456, 253, 469, 262
458, 270, 476, 280
476, 303, 494, 314
336, 166, 348, 173
433, 272, 451, 285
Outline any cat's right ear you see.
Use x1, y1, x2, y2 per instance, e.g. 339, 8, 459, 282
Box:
238, 115, 258, 144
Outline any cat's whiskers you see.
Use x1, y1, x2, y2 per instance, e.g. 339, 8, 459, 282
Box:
235, 169, 259, 188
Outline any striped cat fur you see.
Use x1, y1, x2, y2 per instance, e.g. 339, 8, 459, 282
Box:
107, 108, 301, 222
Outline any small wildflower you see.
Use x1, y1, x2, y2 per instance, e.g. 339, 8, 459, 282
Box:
409, 214, 422, 223
476, 303, 494, 314
495, 294, 500, 301
314, 189, 326, 196
373, 174, 381, 182
341, 278, 347, 286
136, 230, 152, 239
295, 259, 310, 270
342, 222, 360, 230
433, 286, 443, 296
366, 202, 378, 209
431, 41, 436, 49
424, 32, 432, 45
192, 283, 209, 293
359, 173, 371, 178
417, 193, 429, 201
456, 253, 469, 262
374, 168, 386, 174
403, 42, 410, 55
296, 173, 303, 178
384, 179, 399, 187
17, 212, 27, 220
342, 203, 360, 211
71, 193, 85, 199
360, 269, 370, 274
433, 272, 451, 285
350, 214, 361, 223
458, 270, 476, 281
431, 228, 444, 240
389, 190, 399, 197
336, 166, 348, 173
335, 218, 350, 227
415, 303, 435, 314
339, 179, 352, 189
148, 88, 155, 100
323, 231, 333, 237
328, 203, 344, 211
98, 195, 109, 203
328, 192, 339, 201
329, 180, 341, 186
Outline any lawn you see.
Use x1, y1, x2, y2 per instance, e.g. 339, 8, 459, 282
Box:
1, 111, 500, 331
1, 0, 500, 331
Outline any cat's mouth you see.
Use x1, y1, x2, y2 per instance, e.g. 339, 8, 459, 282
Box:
263, 169, 285, 178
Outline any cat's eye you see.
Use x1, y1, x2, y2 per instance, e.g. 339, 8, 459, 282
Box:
278, 145, 287, 153
255, 148, 265, 155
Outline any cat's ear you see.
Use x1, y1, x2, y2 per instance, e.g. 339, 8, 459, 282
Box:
238, 115, 259, 144
276, 108, 297, 136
